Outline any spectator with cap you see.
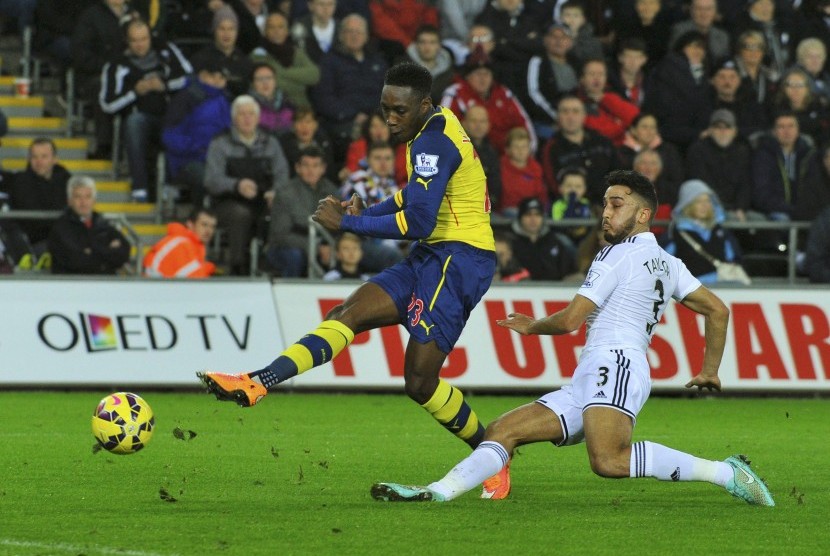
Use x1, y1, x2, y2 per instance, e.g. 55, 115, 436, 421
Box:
668, 0, 730, 65
189, 4, 255, 97
576, 58, 640, 146
250, 10, 321, 109
99, 18, 192, 202
161, 58, 232, 207
311, 13, 387, 168
520, 22, 579, 141
48, 176, 130, 275
709, 58, 769, 140
440, 46, 537, 154
509, 196, 577, 281
643, 30, 712, 152
686, 109, 754, 222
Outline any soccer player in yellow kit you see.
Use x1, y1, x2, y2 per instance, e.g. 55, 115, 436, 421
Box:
200, 62, 511, 499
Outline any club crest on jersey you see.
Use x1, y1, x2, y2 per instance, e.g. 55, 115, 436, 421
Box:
583, 269, 600, 288
414, 153, 439, 177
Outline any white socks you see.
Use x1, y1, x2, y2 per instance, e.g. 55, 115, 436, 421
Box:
428, 441, 509, 500
631, 441, 733, 486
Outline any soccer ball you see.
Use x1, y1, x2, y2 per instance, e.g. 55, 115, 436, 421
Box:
91, 392, 155, 454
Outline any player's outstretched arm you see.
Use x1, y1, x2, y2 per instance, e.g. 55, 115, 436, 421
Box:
497, 294, 596, 336
679, 285, 730, 391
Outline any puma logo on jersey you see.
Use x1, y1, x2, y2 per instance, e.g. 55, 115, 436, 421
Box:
418, 320, 436, 335
416, 177, 432, 190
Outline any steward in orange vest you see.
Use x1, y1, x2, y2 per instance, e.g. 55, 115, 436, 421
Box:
144, 208, 217, 278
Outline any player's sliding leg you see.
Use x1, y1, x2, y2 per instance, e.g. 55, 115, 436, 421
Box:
199, 283, 399, 407
372, 402, 561, 502
585, 408, 775, 506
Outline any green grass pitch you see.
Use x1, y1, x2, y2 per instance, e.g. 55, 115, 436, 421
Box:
0, 391, 826, 555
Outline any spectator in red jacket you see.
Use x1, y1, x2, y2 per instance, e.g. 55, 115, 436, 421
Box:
498, 127, 547, 217
440, 47, 537, 153
143, 207, 218, 278
577, 58, 640, 146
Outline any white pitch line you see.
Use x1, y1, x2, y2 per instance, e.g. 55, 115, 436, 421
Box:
0, 538, 180, 556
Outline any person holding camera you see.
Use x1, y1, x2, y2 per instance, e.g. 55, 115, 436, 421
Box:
204, 95, 289, 275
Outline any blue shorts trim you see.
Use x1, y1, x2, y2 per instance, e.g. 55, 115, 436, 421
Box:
369, 241, 495, 353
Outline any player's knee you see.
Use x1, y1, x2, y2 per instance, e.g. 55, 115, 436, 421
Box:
588, 452, 627, 478
483, 419, 517, 451
324, 303, 346, 321
404, 377, 434, 405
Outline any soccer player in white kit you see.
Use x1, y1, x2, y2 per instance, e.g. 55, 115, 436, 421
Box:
371, 170, 775, 506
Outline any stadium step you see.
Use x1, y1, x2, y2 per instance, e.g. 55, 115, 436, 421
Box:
0, 95, 44, 117
0, 75, 15, 94
0, 136, 89, 159
95, 201, 156, 216
7, 116, 66, 134
3, 157, 112, 176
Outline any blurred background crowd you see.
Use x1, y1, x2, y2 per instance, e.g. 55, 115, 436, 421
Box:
0, 0, 829, 283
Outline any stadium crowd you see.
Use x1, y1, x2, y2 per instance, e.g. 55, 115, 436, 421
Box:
0, 0, 829, 281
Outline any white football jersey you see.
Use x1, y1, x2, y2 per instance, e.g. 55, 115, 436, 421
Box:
577, 232, 701, 354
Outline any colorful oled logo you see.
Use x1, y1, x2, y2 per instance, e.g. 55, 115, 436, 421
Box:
82, 313, 118, 352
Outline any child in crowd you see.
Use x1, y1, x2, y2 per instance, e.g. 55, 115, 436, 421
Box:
493, 231, 530, 283
559, 0, 603, 65
499, 127, 547, 217
551, 166, 593, 247
323, 233, 372, 281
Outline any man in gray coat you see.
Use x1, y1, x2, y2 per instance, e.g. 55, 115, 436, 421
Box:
266, 146, 339, 277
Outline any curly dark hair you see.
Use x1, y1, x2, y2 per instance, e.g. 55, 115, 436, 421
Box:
604, 170, 658, 215
384, 62, 433, 101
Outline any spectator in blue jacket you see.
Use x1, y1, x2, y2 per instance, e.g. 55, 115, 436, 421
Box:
310, 14, 387, 167
162, 59, 232, 207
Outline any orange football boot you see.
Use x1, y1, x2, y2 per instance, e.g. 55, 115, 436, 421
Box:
481, 459, 511, 499
197, 372, 267, 407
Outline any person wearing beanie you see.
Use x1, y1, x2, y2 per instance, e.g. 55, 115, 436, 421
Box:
662, 179, 745, 283
510, 196, 577, 281
709, 59, 769, 140
190, 3, 254, 97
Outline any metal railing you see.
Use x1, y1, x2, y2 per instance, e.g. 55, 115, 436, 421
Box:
305, 216, 814, 284
0, 209, 143, 274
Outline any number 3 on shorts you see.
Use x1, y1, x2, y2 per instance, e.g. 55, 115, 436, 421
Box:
597, 366, 609, 387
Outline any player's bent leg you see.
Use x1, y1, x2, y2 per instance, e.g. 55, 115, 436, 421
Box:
198, 283, 400, 405
406, 341, 487, 449
583, 406, 635, 478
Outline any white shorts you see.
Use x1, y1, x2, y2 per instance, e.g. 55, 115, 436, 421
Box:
536, 348, 652, 446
